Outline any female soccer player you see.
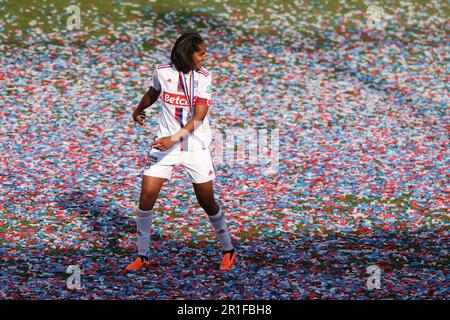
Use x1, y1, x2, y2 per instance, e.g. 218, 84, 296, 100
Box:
123, 33, 236, 273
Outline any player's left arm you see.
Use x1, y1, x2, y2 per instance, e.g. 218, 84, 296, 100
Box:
174, 102, 209, 137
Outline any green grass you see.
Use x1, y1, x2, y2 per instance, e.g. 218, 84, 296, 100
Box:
340, 194, 411, 206
1, 0, 448, 47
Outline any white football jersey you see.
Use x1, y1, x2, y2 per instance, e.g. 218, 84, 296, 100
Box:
150, 63, 213, 152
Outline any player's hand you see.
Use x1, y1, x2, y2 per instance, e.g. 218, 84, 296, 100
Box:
132, 109, 146, 125
152, 136, 175, 151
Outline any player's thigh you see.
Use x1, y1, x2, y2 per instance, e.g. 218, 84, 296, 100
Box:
140, 175, 166, 199
192, 180, 216, 203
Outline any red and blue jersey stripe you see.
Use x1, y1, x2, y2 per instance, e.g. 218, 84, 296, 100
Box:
175, 107, 186, 151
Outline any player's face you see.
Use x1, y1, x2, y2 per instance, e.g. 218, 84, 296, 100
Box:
192, 42, 207, 69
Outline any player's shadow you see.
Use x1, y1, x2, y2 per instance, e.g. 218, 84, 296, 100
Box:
46, 189, 448, 298
53, 189, 176, 271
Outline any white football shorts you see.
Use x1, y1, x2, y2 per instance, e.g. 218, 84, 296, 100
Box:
143, 147, 217, 184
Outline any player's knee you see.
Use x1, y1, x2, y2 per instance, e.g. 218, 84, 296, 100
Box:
140, 188, 158, 201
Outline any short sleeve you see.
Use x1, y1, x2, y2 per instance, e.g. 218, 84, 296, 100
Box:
151, 67, 161, 91
195, 73, 212, 107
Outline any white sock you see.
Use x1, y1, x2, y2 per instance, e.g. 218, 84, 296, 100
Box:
136, 208, 153, 257
208, 207, 233, 251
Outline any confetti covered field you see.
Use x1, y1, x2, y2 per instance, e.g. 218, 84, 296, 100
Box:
1, 1, 449, 299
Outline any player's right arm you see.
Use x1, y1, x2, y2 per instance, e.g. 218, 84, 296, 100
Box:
133, 66, 162, 125
133, 86, 161, 125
